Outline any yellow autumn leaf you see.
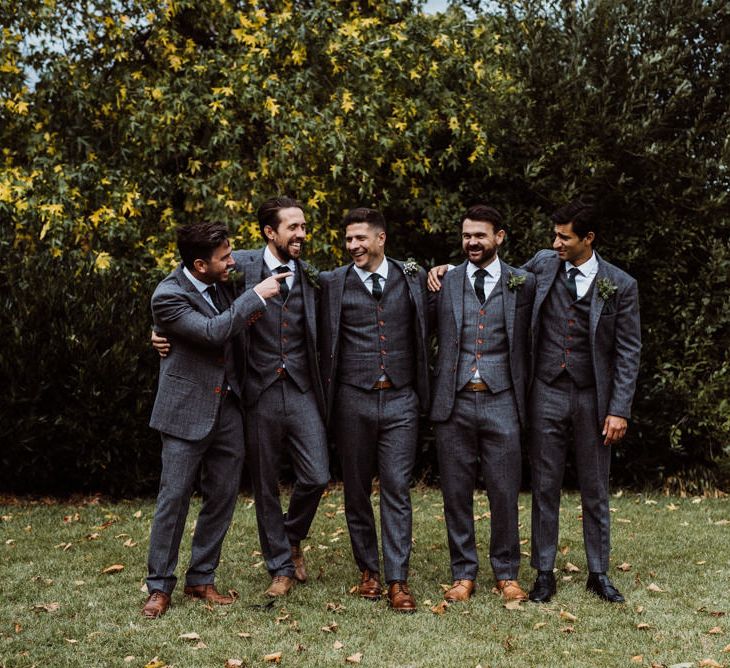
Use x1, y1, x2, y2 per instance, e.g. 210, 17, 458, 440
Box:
341, 90, 354, 113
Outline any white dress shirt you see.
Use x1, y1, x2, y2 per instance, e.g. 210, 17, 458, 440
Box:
264, 246, 296, 290
565, 252, 598, 299
467, 254, 501, 301
183, 266, 219, 312
353, 256, 389, 293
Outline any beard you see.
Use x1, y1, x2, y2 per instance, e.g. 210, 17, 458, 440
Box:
464, 244, 496, 266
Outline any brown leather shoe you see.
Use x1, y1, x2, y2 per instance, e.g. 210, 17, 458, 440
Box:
183, 583, 236, 605
388, 581, 416, 613
142, 590, 171, 618
265, 575, 295, 597
290, 544, 307, 583
444, 579, 475, 602
357, 569, 382, 600
495, 579, 528, 602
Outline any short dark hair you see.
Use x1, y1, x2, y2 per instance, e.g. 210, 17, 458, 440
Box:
461, 204, 504, 233
177, 222, 229, 271
342, 207, 386, 233
257, 196, 302, 237
551, 198, 596, 240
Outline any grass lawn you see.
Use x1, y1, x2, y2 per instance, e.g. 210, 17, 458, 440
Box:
1, 487, 728, 668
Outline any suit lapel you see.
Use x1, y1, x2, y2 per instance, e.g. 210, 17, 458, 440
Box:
244, 248, 266, 291
450, 262, 467, 334
176, 264, 217, 316
589, 252, 606, 347
329, 265, 349, 351
298, 259, 317, 343
500, 259, 516, 351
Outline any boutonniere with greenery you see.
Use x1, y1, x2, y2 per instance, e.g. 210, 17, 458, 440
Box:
507, 272, 527, 291
403, 257, 420, 276
227, 269, 245, 291
597, 277, 618, 301
302, 263, 320, 289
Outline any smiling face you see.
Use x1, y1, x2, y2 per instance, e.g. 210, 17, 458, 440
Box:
193, 238, 235, 283
461, 218, 504, 267
265, 207, 306, 262
553, 222, 594, 266
345, 222, 386, 273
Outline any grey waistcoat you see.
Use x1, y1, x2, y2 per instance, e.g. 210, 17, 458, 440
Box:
536, 272, 595, 388
338, 264, 415, 390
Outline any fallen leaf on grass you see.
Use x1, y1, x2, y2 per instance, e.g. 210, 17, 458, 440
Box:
348, 585, 359, 594
225, 660, 243, 667
666, 503, 678, 511
296, 644, 306, 653
646, 583, 663, 592
714, 519, 730, 526
124, 657, 135, 663
504, 600, 523, 611
326, 602, 345, 612
533, 622, 547, 630
617, 562, 632, 572
333, 641, 344, 650
346, 653, 363, 664
707, 627, 723, 635
668, 663, 694, 668
65, 638, 78, 644
636, 606, 645, 613
320, 622, 338, 633
560, 546, 570, 555
237, 632, 253, 639
431, 601, 449, 615
616, 518, 631, 523
101, 564, 124, 575
54, 542, 72, 551
143, 659, 166, 668
637, 623, 651, 630
86, 533, 100, 540
133, 510, 142, 518
33, 602, 60, 613
264, 652, 282, 663
723, 644, 730, 653
560, 610, 577, 622
631, 655, 643, 663
564, 562, 580, 573
179, 632, 201, 641
14, 623, 21, 633
561, 626, 575, 633
698, 660, 722, 668
192, 641, 207, 650
123, 539, 137, 548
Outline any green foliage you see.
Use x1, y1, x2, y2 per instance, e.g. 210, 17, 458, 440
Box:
1, 0, 728, 492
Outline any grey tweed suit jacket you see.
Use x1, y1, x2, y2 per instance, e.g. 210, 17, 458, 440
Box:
319, 259, 431, 421
149, 263, 266, 441
524, 249, 641, 423
232, 248, 325, 416
429, 259, 535, 427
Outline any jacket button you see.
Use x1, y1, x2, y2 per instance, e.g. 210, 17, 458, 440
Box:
214, 386, 222, 393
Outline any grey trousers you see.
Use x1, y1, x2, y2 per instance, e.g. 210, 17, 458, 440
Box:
529, 375, 612, 573
435, 387, 522, 581
333, 383, 419, 583
246, 378, 329, 577
146, 392, 244, 595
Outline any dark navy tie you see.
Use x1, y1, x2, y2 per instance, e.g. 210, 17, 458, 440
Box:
370, 273, 383, 300
474, 269, 487, 303
274, 265, 290, 301
566, 267, 580, 301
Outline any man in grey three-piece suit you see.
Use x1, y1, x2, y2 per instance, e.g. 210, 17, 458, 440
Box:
525, 199, 641, 604
430, 205, 535, 604
143, 222, 288, 618
319, 207, 430, 612
151, 197, 330, 598
232, 197, 330, 598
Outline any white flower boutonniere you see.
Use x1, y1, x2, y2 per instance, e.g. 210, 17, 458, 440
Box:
597, 277, 618, 301
403, 257, 420, 276
507, 272, 526, 291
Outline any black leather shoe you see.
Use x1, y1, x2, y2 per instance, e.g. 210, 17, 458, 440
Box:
586, 573, 625, 603
528, 570, 556, 603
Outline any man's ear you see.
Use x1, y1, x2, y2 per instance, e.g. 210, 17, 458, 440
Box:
264, 225, 276, 241
585, 231, 595, 246
193, 257, 207, 274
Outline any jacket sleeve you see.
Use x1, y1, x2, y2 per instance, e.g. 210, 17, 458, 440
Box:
607, 278, 641, 418
152, 286, 265, 349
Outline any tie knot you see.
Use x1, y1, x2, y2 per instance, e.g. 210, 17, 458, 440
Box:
370, 273, 381, 284
567, 267, 580, 279
274, 265, 290, 275
474, 269, 488, 278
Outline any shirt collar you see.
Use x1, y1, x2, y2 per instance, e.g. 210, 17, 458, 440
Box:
565, 251, 597, 277
264, 245, 296, 273
183, 265, 213, 295
467, 254, 501, 279
353, 256, 389, 282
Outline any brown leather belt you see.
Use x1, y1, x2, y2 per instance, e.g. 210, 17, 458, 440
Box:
372, 379, 393, 390
464, 380, 488, 392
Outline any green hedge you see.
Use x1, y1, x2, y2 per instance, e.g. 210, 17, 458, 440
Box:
1, 0, 728, 494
